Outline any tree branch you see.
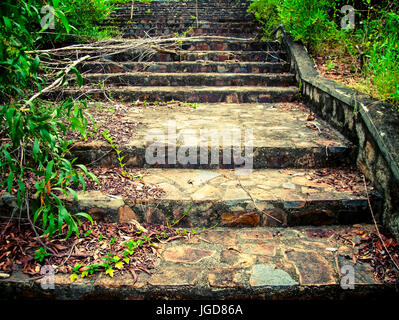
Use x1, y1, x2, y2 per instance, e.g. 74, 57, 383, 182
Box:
23, 55, 90, 108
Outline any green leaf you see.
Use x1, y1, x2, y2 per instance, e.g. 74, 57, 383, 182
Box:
76, 164, 89, 175
56, 10, 70, 33
70, 273, 78, 282
45, 160, 54, 182
75, 212, 93, 225
73, 263, 82, 273
32, 139, 40, 160
66, 187, 79, 201
7, 171, 14, 193
70, 66, 83, 87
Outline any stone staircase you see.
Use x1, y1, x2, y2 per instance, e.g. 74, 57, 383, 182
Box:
107, 0, 260, 38
3, 0, 396, 300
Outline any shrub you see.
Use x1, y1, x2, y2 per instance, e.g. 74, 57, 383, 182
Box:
0, 0, 119, 238
248, 0, 399, 106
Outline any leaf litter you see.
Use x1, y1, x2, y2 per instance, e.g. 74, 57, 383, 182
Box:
335, 225, 399, 284
0, 217, 183, 281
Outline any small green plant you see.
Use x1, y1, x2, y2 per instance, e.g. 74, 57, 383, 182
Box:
84, 229, 92, 237
325, 60, 337, 72
101, 129, 141, 181
109, 236, 117, 245
34, 247, 50, 262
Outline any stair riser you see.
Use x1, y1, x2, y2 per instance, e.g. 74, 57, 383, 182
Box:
56, 51, 286, 63
79, 62, 290, 74
128, 200, 377, 228
108, 21, 259, 28
123, 28, 259, 38
78, 74, 295, 87
109, 18, 254, 24
70, 145, 356, 170
179, 41, 281, 51
54, 88, 298, 103
111, 51, 287, 63
112, 11, 253, 18
63, 196, 378, 227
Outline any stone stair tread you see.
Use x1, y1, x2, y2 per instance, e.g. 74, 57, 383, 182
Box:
125, 168, 370, 204
68, 167, 378, 227
70, 102, 354, 169
2, 225, 393, 299
82, 72, 294, 77
53, 86, 298, 103
58, 50, 288, 63
66, 85, 298, 93
75, 102, 350, 149
79, 61, 290, 74
79, 72, 295, 86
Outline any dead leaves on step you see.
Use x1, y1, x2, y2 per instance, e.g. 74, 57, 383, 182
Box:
0, 218, 178, 280
335, 226, 399, 284
79, 166, 165, 201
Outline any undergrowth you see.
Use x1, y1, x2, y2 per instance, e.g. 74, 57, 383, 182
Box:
0, 1, 123, 239
248, 0, 399, 108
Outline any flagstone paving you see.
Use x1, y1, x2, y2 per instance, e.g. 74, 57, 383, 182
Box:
71, 102, 355, 169
1, 225, 395, 299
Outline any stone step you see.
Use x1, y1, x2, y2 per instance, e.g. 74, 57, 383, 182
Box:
111, 50, 287, 63
122, 28, 259, 38
70, 102, 355, 170
77, 72, 296, 87
166, 39, 281, 51
113, 15, 255, 23
114, 2, 252, 11
55, 50, 287, 63
110, 18, 254, 24
114, 4, 252, 11
51, 86, 299, 103
112, 10, 253, 19
79, 61, 290, 74
66, 168, 379, 228
109, 21, 259, 29
2, 225, 392, 300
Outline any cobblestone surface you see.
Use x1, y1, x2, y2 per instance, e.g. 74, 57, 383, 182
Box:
2, 225, 394, 299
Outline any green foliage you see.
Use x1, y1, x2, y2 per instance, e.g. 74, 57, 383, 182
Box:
0, 98, 97, 238
248, 0, 399, 105
34, 247, 50, 262
0, 0, 118, 240
248, 0, 336, 46
248, 0, 283, 39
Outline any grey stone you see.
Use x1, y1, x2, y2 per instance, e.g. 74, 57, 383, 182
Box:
250, 264, 298, 288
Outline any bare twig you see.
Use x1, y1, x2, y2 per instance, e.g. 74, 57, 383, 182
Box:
236, 176, 283, 225
23, 55, 90, 108
25, 197, 57, 256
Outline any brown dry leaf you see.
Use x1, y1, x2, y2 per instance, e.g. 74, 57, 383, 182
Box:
306, 113, 315, 121
376, 240, 383, 251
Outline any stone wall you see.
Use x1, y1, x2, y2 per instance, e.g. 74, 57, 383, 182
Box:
282, 35, 399, 239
